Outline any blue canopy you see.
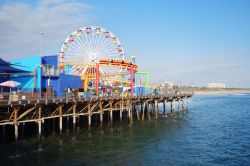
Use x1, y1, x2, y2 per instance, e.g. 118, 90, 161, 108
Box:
0, 58, 28, 73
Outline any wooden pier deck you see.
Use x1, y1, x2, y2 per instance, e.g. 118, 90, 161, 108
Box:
0, 93, 192, 142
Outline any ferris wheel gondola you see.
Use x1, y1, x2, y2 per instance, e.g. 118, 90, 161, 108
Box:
58, 26, 135, 91
59, 26, 126, 76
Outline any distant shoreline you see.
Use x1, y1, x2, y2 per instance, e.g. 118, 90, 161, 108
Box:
194, 90, 250, 95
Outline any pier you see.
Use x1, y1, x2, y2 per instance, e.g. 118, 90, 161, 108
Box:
0, 93, 192, 142
0, 26, 194, 143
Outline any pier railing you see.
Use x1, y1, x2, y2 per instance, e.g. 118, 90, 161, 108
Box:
0, 90, 193, 107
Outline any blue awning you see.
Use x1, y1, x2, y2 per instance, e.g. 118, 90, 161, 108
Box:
0, 58, 28, 73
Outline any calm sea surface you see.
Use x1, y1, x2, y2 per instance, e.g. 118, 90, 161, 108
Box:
0, 94, 250, 166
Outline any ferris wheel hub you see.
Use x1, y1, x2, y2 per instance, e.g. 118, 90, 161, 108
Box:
89, 53, 97, 61
58, 26, 132, 86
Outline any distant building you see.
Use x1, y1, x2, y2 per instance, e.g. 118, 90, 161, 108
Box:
208, 82, 226, 88
162, 82, 174, 88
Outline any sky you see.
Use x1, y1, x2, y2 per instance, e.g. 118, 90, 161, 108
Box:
0, 0, 249, 87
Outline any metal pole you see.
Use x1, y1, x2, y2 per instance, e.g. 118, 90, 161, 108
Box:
130, 67, 134, 96
96, 63, 99, 94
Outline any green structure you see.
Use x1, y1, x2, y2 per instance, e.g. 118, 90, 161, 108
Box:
136, 68, 150, 88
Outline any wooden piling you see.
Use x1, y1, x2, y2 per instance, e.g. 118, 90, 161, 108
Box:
155, 100, 158, 118
119, 100, 123, 122
130, 100, 133, 125
142, 101, 146, 121
182, 98, 185, 112
146, 101, 151, 120
109, 101, 113, 125
38, 106, 42, 140
170, 101, 173, 112
59, 105, 63, 134
73, 104, 76, 125
186, 97, 189, 112
99, 101, 103, 124
164, 99, 167, 117
88, 103, 91, 128
136, 104, 140, 120
178, 99, 180, 112
66, 116, 69, 133
150, 102, 154, 116
13, 107, 19, 142
2, 125, 5, 143
173, 99, 176, 116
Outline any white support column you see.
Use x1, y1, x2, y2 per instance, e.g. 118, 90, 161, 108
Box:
59, 105, 63, 134
73, 105, 76, 125
38, 106, 42, 139
164, 99, 167, 117
173, 99, 176, 115
155, 100, 158, 118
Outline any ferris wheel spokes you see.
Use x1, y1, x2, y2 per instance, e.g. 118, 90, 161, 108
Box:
59, 26, 130, 86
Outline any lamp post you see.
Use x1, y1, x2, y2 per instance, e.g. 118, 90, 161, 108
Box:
130, 54, 136, 63
40, 31, 44, 57
130, 54, 136, 96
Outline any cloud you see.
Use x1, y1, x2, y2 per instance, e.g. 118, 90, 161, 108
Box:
0, 0, 94, 60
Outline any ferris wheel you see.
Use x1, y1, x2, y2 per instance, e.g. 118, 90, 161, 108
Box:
59, 26, 127, 79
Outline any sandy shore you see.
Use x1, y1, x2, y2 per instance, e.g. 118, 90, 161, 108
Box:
194, 90, 250, 95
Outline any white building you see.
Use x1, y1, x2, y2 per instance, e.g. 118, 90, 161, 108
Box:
208, 82, 226, 88
162, 82, 174, 88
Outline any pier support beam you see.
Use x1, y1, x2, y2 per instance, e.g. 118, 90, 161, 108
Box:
127, 100, 131, 120
99, 101, 104, 134
38, 106, 42, 141
178, 99, 180, 112
182, 98, 185, 112
126, 100, 132, 126
99, 102, 103, 124
53, 118, 55, 135
170, 101, 173, 113
147, 101, 151, 120
2, 125, 5, 143
73, 104, 76, 131
88, 103, 91, 128
66, 116, 69, 134
142, 101, 146, 121
150, 102, 153, 116
88, 103, 92, 137
72, 104, 77, 140
109, 101, 113, 125
136, 104, 140, 120
163, 99, 167, 117
13, 107, 19, 142
155, 100, 158, 118
120, 100, 123, 122
59, 105, 63, 134
140, 101, 143, 113
186, 97, 189, 112
129, 100, 133, 126
73, 104, 76, 125
173, 99, 176, 116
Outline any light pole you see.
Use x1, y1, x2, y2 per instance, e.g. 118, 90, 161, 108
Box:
130, 54, 136, 96
40, 31, 44, 57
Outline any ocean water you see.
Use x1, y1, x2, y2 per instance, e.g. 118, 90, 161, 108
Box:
0, 94, 250, 166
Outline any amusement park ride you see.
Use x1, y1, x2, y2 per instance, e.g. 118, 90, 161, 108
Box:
58, 26, 148, 95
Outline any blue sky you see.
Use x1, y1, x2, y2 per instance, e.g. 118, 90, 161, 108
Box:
0, 0, 249, 87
